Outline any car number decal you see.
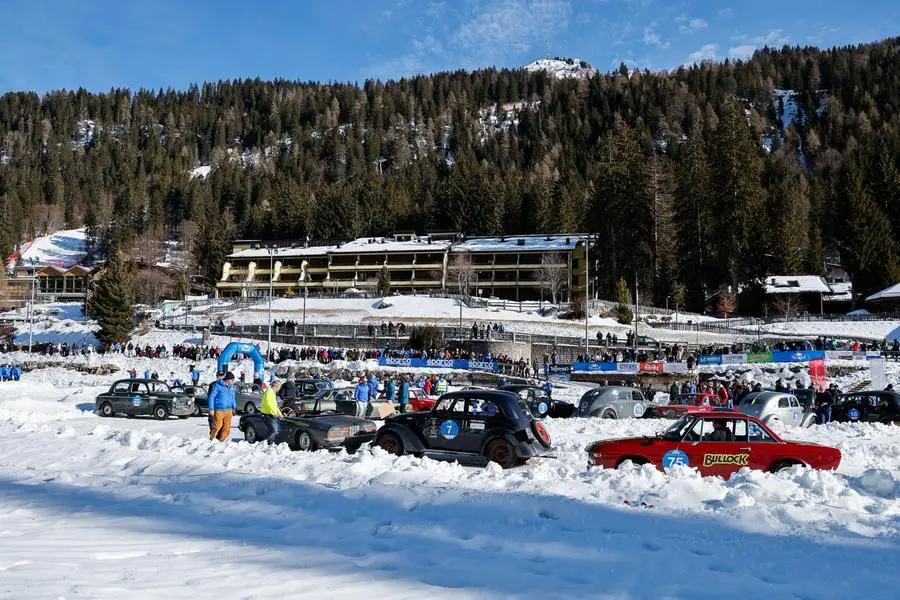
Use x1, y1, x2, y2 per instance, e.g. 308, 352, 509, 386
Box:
702, 454, 749, 467
662, 449, 689, 468
440, 420, 459, 439
470, 421, 485, 431
847, 408, 860, 420
131, 395, 141, 407
633, 403, 645, 418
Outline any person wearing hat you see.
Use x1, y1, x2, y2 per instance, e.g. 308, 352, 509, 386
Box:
207, 371, 237, 442
261, 379, 284, 444
280, 373, 297, 401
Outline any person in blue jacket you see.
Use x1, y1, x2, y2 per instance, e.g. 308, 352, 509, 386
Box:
384, 377, 396, 403
11, 365, 21, 381
207, 371, 237, 442
354, 377, 370, 418
0, 365, 8, 381
368, 373, 380, 400
398, 377, 410, 413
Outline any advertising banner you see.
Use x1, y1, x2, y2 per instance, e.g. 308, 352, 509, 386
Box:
663, 362, 689, 374
809, 358, 827, 391
747, 352, 773, 363
572, 362, 618, 372
825, 351, 854, 360
699, 355, 722, 365
616, 362, 640, 374
771, 350, 826, 363
639, 362, 665, 373
722, 353, 748, 364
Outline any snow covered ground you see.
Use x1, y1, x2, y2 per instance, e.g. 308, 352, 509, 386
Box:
746, 319, 900, 341
9, 227, 89, 268
2, 351, 900, 598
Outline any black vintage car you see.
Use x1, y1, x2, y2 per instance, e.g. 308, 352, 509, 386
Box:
95, 379, 194, 419
373, 390, 553, 468
498, 384, 575, 418
171, 385, 209, 417
238, 394, 376, 451
833, 391, 900, 424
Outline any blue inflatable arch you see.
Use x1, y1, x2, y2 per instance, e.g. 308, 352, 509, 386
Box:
217, 341, 266, 380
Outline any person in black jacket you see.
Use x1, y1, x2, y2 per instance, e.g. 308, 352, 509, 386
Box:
279, 374, 297, 400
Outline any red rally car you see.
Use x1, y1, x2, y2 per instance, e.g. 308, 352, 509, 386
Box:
586, 411, 841, 478
651, 392, 722, 419
407, 387, 438, 412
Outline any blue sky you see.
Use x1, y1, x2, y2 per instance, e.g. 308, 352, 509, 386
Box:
1, 0, 898, 93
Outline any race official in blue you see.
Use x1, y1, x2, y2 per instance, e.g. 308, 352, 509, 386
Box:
207, 371, 237, 442
398, 378, 410, 413
355, 377, 370, 418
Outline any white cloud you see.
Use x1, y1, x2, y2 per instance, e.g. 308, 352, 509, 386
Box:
728, 45, 756, 59
452, 0, 573, 58
688, 43, 719, 63
717, 8, 733, 18
736, 29, 791, 47
642, 23, 670, 49
678, 17, 708, 34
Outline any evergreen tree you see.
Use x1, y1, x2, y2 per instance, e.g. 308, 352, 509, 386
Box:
615, 277, 633, 324
378, 265, 391, 296
86, 253, 135, 346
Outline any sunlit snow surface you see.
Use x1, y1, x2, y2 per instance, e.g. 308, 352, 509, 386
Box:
2, 366, 900, 599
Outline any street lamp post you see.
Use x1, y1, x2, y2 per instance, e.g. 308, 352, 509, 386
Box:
267, 246, 275, 359
302, 273, 309, 343
584, 236, 590, 359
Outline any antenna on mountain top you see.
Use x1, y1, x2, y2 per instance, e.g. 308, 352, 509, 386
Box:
545, 41, 551, 60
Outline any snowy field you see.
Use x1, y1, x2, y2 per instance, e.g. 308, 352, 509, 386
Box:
748, 319, 900, 341
2, 361, 900, 599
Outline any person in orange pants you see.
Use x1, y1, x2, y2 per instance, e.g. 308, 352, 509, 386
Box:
207, 371, 237, 441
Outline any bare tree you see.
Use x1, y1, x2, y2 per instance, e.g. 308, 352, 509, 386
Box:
134, 268, 175, 306
770, 294, 805, 322
716, 287, 737, 319
537, 252, 568, 304
449, 253, 475, 296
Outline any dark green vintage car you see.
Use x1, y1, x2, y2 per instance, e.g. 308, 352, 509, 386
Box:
95, 379, 195, 420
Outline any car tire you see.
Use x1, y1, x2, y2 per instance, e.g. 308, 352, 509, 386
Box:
531, 421, 551, 448
153, 405, 169, 420
99, 402, 114, 417
485, 439, 517, 469
377, 432, 404, 456
192, 405, 201, 417
296, 431, 316, 452
244, 424, 259, 443
601, 409, 617, 419
770, 459, 802, 474
244, 402, 257, 415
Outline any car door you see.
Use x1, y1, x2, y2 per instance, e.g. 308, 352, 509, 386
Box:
775, 396, 792, 423
787, 396, 803, 426
426, 397, 470, 452
110, 381, 131, 412
129, 382, 150, 415
863, 394, 887, 423
680, 417, 752, 477
630, 390, 646, 418
839, 393, 866, 422
465, 397, 501, 453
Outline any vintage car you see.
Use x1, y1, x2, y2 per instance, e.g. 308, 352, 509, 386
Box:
407, 387, 438, 412
326, 385, 396, 419
576, 386, 652, 419
282, 388, 337, 416
236, 382, 264, 414
373, 390, 552, 468
239, 394, 376, 451
498, 384, 576, 418
95, 379, 194, 420
833, 391, 900, 424
585, 411, 841, 477
171, 384, 209, 417
650, 392, 721, 418
738, 391, 817, 427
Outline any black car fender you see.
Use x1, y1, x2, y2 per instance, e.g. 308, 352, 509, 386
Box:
375, 422, 426, 453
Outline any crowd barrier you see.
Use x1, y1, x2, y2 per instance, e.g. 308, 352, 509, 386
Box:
378, 357, 499, 373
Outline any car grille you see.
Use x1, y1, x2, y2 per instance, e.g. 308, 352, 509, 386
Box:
348, 425, 360, 436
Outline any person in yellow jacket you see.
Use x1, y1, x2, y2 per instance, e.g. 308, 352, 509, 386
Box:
261, 379, 283, 444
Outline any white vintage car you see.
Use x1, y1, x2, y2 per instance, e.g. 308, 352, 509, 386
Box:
738, 391, 817, 428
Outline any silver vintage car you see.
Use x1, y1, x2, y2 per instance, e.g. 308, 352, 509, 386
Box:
738, 391, 816, 428
576, 386, 652, 419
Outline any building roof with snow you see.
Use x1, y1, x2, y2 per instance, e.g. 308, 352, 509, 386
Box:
824, 281, 853, 302
330, 235, 451, 254
452, 234, 588, 253
764, 275, 831, 294
867, 283, 900, 302
229, 244, 336, 260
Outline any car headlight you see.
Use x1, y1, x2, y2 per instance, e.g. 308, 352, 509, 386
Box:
326, 426, 347, 440
361, 422, 376, 433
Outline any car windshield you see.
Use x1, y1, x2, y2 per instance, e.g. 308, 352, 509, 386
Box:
741, 395, 765, 405
675, 395, 699, 406
660, 416, 694, 441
